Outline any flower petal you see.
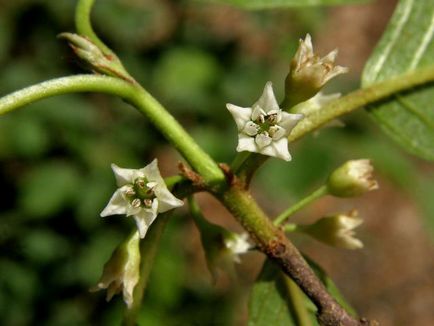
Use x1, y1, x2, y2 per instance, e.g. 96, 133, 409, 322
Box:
260, 137, 291, 161
111, 164, 142, 186
255, 133, 272, 149
142, 159, 165, 185
236, 134, 257, 153
279, 112, 304, 134
100, 188, 129, 217
243, 121, 259, 136
253, 81, 280, 113
133, 201, 158, 238
154, 187, 184, 213
269, 125, 286, 140
226, 104, 252, 130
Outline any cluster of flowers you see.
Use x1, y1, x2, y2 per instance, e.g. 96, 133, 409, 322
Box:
93, 35, 378, 308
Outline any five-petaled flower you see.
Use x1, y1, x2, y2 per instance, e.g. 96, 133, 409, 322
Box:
101, 159, 184, 238
226, 82, 303, 161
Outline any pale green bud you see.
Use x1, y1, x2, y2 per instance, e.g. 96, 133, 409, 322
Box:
91, 231, 141, 308
58, 33, 132, 82
284, 34, 348, 107
327, 159, 379, 197
301, 210, 363, 249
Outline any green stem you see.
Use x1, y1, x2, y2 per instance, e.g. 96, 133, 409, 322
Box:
237, 65, 434, 186
288, 65, 434, 142
122, 214, 169, 326
0, 75, 225, 186
274, 185, 328, 226
75, 0, 111, 54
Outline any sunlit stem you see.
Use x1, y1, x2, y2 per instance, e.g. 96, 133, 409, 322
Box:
75, 0, 110, 54
0, 75, 225, 186
274, 185, 328, 226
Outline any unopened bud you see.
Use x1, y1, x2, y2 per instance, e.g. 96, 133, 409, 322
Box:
284, 34, 348, 107
327, 159, 378, 197
58, 33, 133, 82
91, 231, 141, 308
300, 210, 363, 249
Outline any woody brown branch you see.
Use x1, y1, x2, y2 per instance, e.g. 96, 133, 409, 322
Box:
217, 185, 377, 326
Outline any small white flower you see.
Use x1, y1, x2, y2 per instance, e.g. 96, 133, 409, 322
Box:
224, 232, 252, 263
327, 159, 379, 197
91, 231, 141, 308
101, 159, 184, 238
301, 210, 363, 250
291, 34, 348, 88
226, 82, 303, 161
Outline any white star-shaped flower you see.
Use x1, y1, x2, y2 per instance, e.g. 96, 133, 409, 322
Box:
224, 232, 252, 263
101, 159, 184, 238
226, 82, 303, 161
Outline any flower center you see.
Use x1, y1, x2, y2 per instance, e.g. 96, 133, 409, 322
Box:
124, 177, 156, 208
255, 113, 279, 134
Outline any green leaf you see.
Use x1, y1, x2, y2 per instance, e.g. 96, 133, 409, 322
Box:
248, 260, 298, 326
248, 258, 357, 325
306, 257, 357, 317
362, 0, 434, 160
194, 0, 368, 10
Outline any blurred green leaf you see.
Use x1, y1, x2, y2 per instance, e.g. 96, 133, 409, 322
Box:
306, 257, 357, 317
194, 0, 369, 10
362, 0, 434, 160
153, 47, 221, 112
248, 260, 298, 326
21, 228, 71, 264
249, 258, 356, 326
19, 162, 82, 218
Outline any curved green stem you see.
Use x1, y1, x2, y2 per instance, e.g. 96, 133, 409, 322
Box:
75, 0, 111, 54
0, 75, 225, 186
274, 185, 328, 226
236, 65, 434, 186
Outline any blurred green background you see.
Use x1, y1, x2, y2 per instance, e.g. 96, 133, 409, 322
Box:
1, 0, 433, 325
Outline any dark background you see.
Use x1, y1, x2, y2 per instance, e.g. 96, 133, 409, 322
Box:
0, 0, 433, 325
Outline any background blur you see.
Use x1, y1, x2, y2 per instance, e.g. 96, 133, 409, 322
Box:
0, 0, 433, 325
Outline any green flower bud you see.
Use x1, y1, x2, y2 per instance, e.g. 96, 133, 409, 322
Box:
91, 231, 141, 308
327, 159, 379, 197
300, 210, 363, 249
283, 34, 348, 108
58, 33, 132, 82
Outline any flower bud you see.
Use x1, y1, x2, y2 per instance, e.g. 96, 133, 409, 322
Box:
284, 34, 348, 107
300, 210, 363, 249
91, 231, 141, 308
327, 159, 379, 197
58, 33, 132, 82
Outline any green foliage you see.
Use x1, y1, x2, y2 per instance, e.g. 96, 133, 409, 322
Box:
362, 0, 434, 160
195, 0, 369, 10
248, 260, 298, 325
249, 259, 355, 325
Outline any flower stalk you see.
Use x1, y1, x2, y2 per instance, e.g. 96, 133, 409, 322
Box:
274, 185, 329, 226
